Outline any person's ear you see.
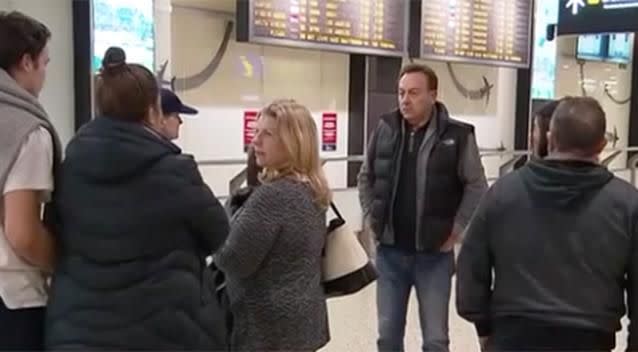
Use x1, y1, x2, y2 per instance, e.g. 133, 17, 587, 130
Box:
429, 89, 438, 101
594, 137, 607, 154
546, 130, 554, 153
19, 53, 35, 72
145, 105, 162, 128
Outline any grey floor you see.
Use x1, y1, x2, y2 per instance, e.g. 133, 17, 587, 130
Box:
321, 279, 629, 352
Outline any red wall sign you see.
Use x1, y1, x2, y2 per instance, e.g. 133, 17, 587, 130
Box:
243, 110, 258, 152
322, 112, 337, 152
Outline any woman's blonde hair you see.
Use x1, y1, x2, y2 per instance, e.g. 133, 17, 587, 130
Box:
258, 99, 332, 208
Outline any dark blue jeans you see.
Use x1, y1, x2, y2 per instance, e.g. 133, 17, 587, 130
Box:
0, 297, 44, 351
376, 245, 454, 352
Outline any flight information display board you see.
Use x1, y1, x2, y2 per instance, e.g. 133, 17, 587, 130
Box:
236, 0, 408, 57
558, 0, 638, 35
418, 0, 532, 68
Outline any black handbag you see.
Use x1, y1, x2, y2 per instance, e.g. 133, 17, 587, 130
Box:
322, 202, 378, 298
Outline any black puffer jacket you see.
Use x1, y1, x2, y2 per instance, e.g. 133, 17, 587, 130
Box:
45, 116, 230, 350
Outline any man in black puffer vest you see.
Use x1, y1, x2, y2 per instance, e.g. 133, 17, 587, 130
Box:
358, 63, 487, 352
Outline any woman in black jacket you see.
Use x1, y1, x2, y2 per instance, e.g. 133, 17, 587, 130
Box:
530, 99, 560, 158
44, 47, 230, 350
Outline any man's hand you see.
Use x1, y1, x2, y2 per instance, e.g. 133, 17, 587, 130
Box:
440, 230, 460, 252
479, 336, 490, 351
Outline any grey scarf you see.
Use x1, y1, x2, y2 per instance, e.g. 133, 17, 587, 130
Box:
0, 68, 62, 196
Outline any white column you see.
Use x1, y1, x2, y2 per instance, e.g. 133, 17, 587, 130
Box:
606, 64, 632, 168
495, 67, 518, 150
154, 0, 172, 76
0, 0, 14, 10
154, 0, 185, 147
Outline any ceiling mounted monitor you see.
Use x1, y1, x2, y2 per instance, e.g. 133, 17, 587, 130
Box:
92, 0, 155, 72
236, 0, 409, 57
607, 32, 633, 63
576, 34, 609, 61
558, 0, 638, 35
409, 0, 533, 68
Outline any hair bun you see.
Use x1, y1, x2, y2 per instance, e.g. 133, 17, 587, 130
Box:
102, 46, 126, 72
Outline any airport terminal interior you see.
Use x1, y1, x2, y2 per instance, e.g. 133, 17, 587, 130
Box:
2, 0, 638, 350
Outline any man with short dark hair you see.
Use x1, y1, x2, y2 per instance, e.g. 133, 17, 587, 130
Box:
457, 96, 638, 352
358, 63, 487, 352
0, 11, 61, 350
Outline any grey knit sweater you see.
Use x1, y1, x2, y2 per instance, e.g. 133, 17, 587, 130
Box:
214, 178, 329, 352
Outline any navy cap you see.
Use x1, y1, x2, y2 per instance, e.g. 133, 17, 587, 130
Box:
160, 88, 198, 115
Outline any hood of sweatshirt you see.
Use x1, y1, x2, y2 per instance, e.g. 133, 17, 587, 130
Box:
520, 158, 614, 208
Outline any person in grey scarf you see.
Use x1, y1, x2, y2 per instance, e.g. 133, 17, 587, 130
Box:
0, 11, 62, 350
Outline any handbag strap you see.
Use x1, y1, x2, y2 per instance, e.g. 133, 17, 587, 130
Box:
330, 201, 344, 221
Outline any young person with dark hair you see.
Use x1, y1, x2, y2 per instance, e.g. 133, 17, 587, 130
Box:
44, 47, 231, 350
530, 99, 561, 158
0, 11, 60, 351
457, 97, 638, 352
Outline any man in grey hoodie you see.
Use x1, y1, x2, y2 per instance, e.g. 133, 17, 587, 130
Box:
457, 97, 638, 352
0, 11, 61, 350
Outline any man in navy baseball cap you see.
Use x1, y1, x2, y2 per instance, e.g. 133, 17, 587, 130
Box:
159, 88, 198, 140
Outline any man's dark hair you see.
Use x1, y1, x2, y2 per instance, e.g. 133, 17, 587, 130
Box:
535, 100, 561, 126
399, 63, 438, 91
0, 11, 51, 71
246, 147, 262, 187
550, 97, 606, 155
532, 99, 561, 158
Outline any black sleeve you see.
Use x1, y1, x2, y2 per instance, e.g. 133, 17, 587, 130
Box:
188, 200, 230, 253
227, 186, 256, 216
627, 211, 638, 351
172, 154, 230, 254
357, 123, 379, 217
456, 187, 494, 337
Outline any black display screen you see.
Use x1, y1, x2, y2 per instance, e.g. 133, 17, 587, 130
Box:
417, 0, 532, 68
558, 0, 638, 35
236, 0, 408, 57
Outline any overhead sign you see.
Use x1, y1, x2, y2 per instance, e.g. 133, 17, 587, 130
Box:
566, 0, 586, 15
236, 0, 409, 57
413, 0, 533, 68
558, 0, 638, 35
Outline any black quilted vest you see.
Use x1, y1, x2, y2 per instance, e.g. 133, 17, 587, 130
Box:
368, 105, 472, 251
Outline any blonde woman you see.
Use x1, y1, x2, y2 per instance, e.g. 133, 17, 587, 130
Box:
214, 99, 331, 351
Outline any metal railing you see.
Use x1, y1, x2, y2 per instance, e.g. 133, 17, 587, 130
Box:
195, 147, 638, 196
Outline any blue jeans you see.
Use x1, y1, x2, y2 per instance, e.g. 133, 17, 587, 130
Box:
0, 297, 44, 351
376, 245, 454, 352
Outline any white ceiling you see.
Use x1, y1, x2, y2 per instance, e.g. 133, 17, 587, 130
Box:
171, 0, 236, 13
